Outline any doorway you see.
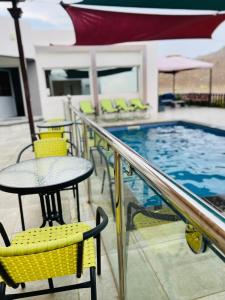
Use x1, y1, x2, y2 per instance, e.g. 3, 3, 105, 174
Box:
0, 68, 25, 119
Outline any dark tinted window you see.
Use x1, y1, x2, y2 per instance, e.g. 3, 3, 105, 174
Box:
0, 71, 12, 96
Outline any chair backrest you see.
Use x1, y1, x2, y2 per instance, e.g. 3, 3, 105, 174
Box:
80, 100, 94, 114
34, 138, 67, 158
100, 99, 114, 110
130, 98, 141, 106
0, 207, 108, 286
0, 224, 89, 284
114, 98, 128, 109
38, 131, 63, 139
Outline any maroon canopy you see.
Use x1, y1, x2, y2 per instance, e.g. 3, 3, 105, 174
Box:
62, 4, 225, 45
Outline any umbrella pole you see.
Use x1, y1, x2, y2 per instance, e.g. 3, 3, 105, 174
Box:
8, 0, 36, 143
209, 69, 212, 105
172, 72, 176, 94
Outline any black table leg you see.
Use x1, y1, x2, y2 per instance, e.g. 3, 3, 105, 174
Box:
18, 194, 25, 231
45, 194, 53, 227
76, 184, 80, 222
56, 191, 65, 225
39, 194, 47, 228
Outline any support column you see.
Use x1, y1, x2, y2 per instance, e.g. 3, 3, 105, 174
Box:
144, 42, 158, 116
89, 50, 99, 116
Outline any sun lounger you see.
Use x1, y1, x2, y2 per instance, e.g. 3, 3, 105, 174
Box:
130, 98, 149, 110
101, 99, 118, 113
114, 98, 135, 112
80, 100, 95, 115
159, 93, 185, 108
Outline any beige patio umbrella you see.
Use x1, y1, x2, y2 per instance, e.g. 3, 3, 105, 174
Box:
158, 55, 213, 96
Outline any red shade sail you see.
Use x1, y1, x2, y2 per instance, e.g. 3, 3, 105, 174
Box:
62, 4, 225, 46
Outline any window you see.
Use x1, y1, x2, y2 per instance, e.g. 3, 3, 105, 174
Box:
0, 71, 12, 96
97, 67, 138, 94
45, 69, 90, 96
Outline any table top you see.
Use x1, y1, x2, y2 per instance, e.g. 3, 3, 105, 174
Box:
37, 120, 74, 129
0, 156, 93, 195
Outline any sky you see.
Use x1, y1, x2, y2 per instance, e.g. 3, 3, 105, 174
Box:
1, 0, 225, 58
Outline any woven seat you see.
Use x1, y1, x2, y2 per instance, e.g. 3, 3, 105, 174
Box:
0, 207, 108, 299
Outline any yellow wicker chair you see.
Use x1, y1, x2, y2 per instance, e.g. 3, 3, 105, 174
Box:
34, 138, 68, 158
16, 138, 78, 231
0, 207, 108, 300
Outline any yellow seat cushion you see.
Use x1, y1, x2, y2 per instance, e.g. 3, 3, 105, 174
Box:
0, 223, 95, 284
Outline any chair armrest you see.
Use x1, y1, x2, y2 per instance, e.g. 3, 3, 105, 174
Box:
16, 144, 33, 163
0, 223, 10, 246
66, 140, 78, 155
83, 207, 108, 240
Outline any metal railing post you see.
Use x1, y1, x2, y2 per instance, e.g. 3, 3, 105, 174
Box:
114, 151, 126, 300
74, 113, 81, 157
83, 122, 92, 203
67, 96, 77, 155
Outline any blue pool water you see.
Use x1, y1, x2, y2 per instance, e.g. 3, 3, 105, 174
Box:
109, 122, 225, 204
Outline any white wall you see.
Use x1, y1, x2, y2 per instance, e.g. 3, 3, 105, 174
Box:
0, 17, 35, 59
35, 44, 158, 119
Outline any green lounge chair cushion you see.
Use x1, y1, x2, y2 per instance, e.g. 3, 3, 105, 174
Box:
101, 99, 118, 113
130, 98, 149, 110
114, 98, 135, 112
80, 100, 95, 114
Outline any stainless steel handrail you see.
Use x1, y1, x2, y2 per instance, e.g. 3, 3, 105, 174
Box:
71, 106, 225, 254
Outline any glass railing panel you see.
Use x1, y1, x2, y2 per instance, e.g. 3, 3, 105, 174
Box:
69, 105, 225, 300
87, 133, 119, 288
123, 167, 225, 300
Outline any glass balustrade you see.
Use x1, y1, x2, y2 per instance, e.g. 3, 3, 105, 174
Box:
66, 101, 225, 300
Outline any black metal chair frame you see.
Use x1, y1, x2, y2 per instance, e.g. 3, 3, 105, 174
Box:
126, 201, 180, 231
0, 207, 108, 300
97, 146, 115, 218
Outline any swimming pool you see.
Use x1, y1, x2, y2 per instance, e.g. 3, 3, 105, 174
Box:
109, 121, 225, 208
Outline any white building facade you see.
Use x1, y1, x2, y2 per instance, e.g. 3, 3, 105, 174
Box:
0, 17, 158, 120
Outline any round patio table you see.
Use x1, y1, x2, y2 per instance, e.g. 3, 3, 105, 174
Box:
0, 156, 93, 228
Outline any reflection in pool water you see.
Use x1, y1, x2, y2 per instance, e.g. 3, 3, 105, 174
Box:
110, 123, 225, 206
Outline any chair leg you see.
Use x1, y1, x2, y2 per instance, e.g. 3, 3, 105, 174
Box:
90, 149, 97, 176
90, 267, 97, 300
72, 185, 76, 198
21, 283, 26, 289
109, 181, 115, 219
0, 282, 6, 297
101, 170, 106, 194
96, 234, 101, 275
48, 278, 54, 290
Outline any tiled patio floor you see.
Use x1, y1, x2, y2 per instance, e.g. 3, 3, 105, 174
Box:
0, 124, 118, 299
0, 107, 225, 299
